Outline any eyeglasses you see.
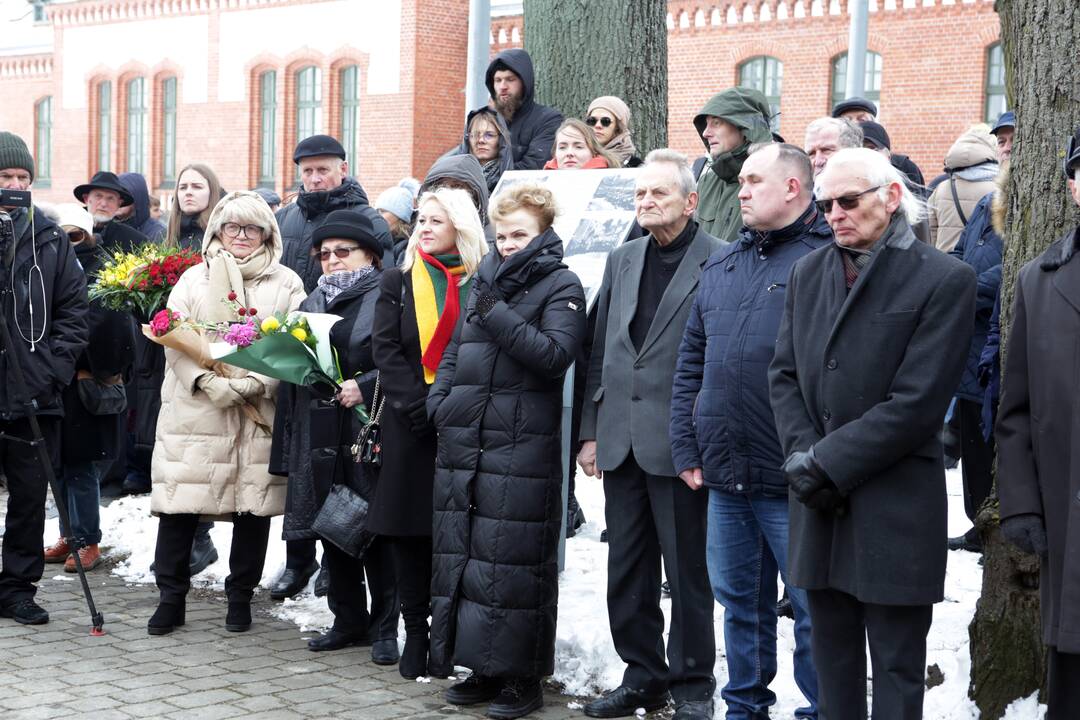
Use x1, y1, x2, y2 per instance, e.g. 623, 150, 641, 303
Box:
317, 246, 362, 261
585, 116, 614, 128
815, 186, 882, 215
221, 223, 265, 239
469, 131, 497, 142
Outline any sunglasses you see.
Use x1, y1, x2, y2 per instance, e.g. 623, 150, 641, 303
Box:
585, 116, 614, 128
815, 186, 882, 215
316, 246, 362, 261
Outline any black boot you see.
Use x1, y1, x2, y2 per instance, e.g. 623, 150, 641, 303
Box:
269, 560, 318, 601
566, 494, 586, 539
189, 526, 219, 576
400, 634, 430, 679
313, 556, 330, 598
225, 601, 251, 632
445, 674, 503, 705
148, 601, 185, 636
487, 677, 543, 719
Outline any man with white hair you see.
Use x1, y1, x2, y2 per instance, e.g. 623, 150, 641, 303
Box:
768, 148, 976, 720
803, 117, 862, 178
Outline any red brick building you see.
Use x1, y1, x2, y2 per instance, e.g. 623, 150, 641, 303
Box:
0, 0, 1001, 205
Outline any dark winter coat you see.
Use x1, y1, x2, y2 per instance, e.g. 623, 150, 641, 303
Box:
275, 177, 393, 292
768, 214, 975, 605
891, 153, 926, 195
173, 214, 205, 252
484, 49, 564, 171
997, 226, 1080, 653
949, 192, 1003, 403
0, 207, 89, 420
271, 270, 381, 541
368, 268, 438, 536
427, 228, 586, 678
118, 172, 166, 242
97, 218, 145, 255
670, 203, 831, 496
62, 241, 135, 464
977, 292, 1002, 438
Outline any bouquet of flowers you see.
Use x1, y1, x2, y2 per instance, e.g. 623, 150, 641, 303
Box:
88, 244, 202, 318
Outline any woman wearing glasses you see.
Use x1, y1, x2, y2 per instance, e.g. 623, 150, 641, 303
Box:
371, 188, 487, 679
585, 96, 643, 168
270, 208, 400, 662
450, 108, 513, 193
148, 191, 305, 636
544, 118, 620, 171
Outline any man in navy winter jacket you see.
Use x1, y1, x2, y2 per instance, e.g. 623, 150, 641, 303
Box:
485, 49, 563, 171
670, 143, 825, 719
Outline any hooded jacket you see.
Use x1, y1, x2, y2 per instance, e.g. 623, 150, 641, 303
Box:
693, 88, 774, 243
444, 107, 514, 194
275, 176, 393, 292
118, 173, 166, 242
928, 129, 999, 253
484, 49, 564, 171
427, 227, 586, 678
421, 153, 496, 247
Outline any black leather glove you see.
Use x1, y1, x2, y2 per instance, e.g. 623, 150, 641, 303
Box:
1001, 514, 1048, 556
475, 293, 499, 319
782, 448, 844, 510
407, 396, 431, 434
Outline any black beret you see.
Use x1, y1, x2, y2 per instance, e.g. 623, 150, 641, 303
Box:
293, 134, 347, 164
311, 210, 382, 259
859, 121, 891, 151
831, 97, 878, 119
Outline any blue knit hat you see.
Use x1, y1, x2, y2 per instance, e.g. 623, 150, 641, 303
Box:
375, 186, 415, 223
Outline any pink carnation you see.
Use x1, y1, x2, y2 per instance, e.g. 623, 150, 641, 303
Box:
222, 320, 259, 348
150, 309, 175, 337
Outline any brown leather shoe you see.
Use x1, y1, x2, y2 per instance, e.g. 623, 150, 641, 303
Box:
64, 545, 102, 573
43, 538, 70, 564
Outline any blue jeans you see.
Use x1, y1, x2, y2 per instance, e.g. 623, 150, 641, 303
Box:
707, 489, 817, 719
58, 461, 104, 546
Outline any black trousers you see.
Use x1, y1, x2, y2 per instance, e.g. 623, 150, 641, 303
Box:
387, 535, 433, 637
155, 512, 270, 604
323, 536, 399, 640
0, 417, 59, 605
806, 588, 933, 720
285, 537, 317, 570
957, 398, 994, 522
602, 452, 715, 702
1048, 646, 1080, 720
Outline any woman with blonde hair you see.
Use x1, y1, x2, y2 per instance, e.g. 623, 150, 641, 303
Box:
148, 191, 305, 636
427, 183, 586, 718
370, 187, 486, 679
544, 118, 620, 170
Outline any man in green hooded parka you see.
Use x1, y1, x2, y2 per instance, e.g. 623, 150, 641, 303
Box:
693, 87, 775, 242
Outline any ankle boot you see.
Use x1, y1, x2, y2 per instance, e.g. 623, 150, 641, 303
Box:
400, 634, 430, 679
147, 601, 185, 636
225, 601, 251, 632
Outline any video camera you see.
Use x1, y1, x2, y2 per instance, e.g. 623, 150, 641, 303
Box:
0, 188, 31, 208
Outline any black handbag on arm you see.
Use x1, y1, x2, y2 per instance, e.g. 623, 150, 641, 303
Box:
351, 375, 385, 468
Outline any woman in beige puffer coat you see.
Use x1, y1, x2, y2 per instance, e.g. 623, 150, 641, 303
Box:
148, 191, 305, 637
928, 126, 999, 253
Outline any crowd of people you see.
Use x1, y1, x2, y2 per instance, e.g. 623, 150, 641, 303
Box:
0, 43, 1075, 720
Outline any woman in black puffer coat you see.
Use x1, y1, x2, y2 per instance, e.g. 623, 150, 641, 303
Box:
427, 184, 586, 720
270, 210, 399, 662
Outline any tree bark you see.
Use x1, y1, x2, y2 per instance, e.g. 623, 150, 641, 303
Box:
968, 1, 1080, 716
523, 0, 668, 153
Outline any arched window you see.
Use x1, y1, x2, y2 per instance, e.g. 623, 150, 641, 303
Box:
984, 43, 1006, 124
830, 51, 883, 112
34, 96, 52, 187
339, 65, 360, 170
257, 70, 277, 188
126, 76, 148, 174
96, 81, 112, 173
738, 56, 782, 132
158, 76, 178, 187
295, 65, 322, 143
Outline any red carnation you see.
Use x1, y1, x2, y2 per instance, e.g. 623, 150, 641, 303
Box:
228, 292, 238, 301
166, 274, 179, 284
237, 307, 247, 316
248, 308, 257, 316
138, 279, 148, 290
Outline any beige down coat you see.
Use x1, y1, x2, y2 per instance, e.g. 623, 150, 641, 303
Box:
928, 128, 999, 253
150, 258, 305, 518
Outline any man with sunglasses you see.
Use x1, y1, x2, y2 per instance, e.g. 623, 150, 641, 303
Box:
768, 148, 975, 720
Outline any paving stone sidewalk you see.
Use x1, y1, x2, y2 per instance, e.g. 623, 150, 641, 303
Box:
0, 489, 599, 720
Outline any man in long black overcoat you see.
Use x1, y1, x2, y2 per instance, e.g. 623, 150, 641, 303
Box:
768, 147, 975, 720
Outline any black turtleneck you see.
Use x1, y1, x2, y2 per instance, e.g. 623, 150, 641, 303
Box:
630, 219, 697, 351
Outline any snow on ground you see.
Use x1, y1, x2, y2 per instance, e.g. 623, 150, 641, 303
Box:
57, 466, 1046, 717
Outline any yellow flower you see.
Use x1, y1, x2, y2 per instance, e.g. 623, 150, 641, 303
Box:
260, 316, 281, 333
290, 327, 308, 343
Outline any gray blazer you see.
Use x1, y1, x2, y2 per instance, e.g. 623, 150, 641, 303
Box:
580, 225, 724, 476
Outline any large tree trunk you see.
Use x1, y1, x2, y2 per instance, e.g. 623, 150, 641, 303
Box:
523, 0, 667, 153
968, 1, 1080, 716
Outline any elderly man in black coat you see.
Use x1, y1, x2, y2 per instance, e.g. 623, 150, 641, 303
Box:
768, 147, 975, 720
997, 128, 1080, 718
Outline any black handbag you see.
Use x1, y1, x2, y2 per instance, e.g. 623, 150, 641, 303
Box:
351, 375, 384, 468
311, 483, 376, 558
76, 374, 127, 416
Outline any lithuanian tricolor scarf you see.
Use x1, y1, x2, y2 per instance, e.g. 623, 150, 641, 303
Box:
413, 250, 468, 383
